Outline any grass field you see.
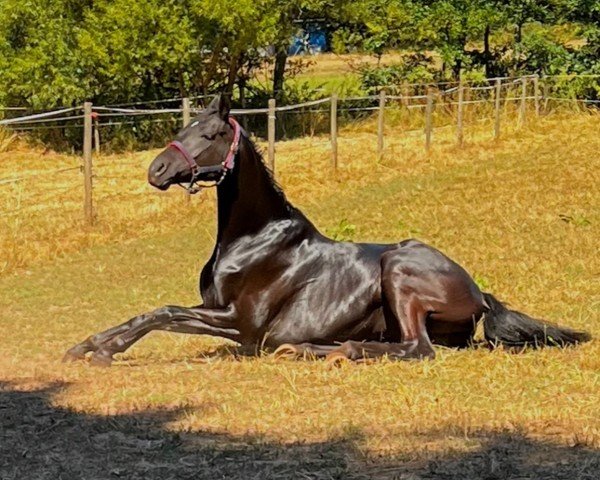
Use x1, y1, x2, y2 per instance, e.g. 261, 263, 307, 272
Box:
1, 112, 599, 478
262, 52, 409, 95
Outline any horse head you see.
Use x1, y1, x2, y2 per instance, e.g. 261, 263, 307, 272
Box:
148, 95, 239, 192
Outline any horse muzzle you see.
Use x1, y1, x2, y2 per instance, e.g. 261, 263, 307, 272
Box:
148, 160, 169, 189
148, 150, 190, 190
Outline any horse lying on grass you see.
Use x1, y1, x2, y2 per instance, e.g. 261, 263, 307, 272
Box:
64, 95, 591, 367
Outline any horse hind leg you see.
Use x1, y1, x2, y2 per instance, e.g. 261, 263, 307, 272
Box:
324, 340, 424, 365
325, 313, 479, 365
325, 306, 435, 365
325, 253, 438, 364
376, 252, 436, 359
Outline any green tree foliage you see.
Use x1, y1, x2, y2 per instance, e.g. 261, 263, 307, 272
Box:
0, 0, 91, 108
330, 0, 600, 85
0, 0, 598, 109
0, 0, 325, 108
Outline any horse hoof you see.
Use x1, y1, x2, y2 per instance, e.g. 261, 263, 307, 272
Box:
62, 345, 89, 363
274, 344, 300, 359
62, 352, 84, 363
409, 346, 436, 361
421, 350, 436, 361
90, 351, 113, 368
326, 351, 350, 367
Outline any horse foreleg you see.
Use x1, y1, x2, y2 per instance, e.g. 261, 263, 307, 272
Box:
64, 308, 181, 361
63, 318, 151, 362
325, 339, 432, 365
273, 343, 339, 360
64, 305, 239, 366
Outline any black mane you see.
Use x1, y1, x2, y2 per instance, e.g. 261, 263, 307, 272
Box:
238, 129, 290, 211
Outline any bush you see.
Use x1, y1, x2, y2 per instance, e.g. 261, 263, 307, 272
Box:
357, 53, 437, 94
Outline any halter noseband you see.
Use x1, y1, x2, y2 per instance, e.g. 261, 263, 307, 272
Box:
167, 116, 241, 194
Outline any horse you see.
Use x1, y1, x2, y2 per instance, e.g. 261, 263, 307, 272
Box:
64, 95, 591, 367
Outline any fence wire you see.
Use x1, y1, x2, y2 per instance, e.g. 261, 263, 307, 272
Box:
2, 74, 598, 223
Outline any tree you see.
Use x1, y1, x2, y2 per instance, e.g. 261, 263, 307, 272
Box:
0, 0, 90, 108
1, 0, 597, 113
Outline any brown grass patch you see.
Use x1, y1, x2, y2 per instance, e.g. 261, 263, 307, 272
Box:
1, 112, 599, 478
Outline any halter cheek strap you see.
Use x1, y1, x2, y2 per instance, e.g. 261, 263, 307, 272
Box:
224, 117, 241, 170
167, 117, 241, 193
168, 140, 199, 176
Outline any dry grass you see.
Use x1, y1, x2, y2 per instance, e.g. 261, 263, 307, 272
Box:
293, 51, 408, 77
0, 127, 18, 153
1, 112, 599, 478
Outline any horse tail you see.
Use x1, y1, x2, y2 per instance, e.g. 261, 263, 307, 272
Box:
481, 293, 591, 348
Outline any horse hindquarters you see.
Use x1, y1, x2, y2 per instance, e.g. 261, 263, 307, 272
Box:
336, 241, 487, 361
309, 241, 487, 363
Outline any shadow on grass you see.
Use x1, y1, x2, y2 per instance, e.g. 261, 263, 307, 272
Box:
1, 381, 599, 479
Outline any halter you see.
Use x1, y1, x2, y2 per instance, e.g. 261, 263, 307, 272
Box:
168, 117, 241, 194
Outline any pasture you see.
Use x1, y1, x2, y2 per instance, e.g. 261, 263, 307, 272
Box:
1, 113, 599, 478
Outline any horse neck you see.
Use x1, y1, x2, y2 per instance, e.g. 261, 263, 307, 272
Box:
216, 135, 290, 247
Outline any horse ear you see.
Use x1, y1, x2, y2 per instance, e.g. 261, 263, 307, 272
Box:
207, 95, 220, 112
217, 94, 230, 120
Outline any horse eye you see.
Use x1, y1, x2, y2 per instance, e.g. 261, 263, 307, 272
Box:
201, 134, 217, 140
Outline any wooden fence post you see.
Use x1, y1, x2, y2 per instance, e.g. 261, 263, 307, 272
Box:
543, 75, 550, 114
457, 82, 464, 147
519, 77, 527, 125
377, 90, 386, 161
401, 84, 409, 107
533, 75, 540, 117
425, 88, 434, 151
494, 78, 502, 140
464, 83, 472, 123
83, 102, 94, 226
182, 97, 191, 127
330, 93, 338, 169
268, 98, 276, 172
181, 98, 192, 202
93, 113, 100, 155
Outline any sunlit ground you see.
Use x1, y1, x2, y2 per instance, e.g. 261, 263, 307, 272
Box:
1, 111, 599, 478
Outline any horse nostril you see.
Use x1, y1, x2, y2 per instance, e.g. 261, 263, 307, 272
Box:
154, 162, 168, 177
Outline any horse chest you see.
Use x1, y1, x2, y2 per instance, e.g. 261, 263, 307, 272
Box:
204, 222, 300, 302
204, 247, 283, 305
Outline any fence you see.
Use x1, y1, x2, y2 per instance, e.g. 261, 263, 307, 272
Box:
1, 74, 599, 226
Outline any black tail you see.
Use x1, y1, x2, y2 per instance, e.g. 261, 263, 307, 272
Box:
482, 293, 591, 348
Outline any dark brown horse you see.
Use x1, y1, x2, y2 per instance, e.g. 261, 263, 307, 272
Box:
64, 95, 590, 367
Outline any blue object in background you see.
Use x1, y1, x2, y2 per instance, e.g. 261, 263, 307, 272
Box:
289, 24, 328, 55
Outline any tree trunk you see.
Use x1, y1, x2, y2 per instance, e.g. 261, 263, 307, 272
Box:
178, 69, 186, 97
225, 53, 239, 97
273, 46, 288, 101
454, 34, 467, 81
484, 24, 491, 77
199, 40, 224, 97
238, 76, 248, 130
453, 58, 462, 80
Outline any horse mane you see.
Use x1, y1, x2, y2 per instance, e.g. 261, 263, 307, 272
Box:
239, 129, 290, 210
